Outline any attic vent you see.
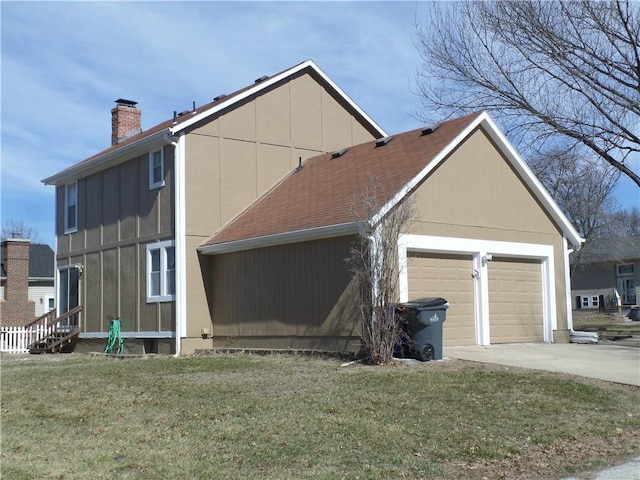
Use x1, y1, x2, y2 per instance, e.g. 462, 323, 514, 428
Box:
331, 148, 348, 158
176, 110, 190, 117
375, 136, 393, 147
421, 123, 441, 135
213, 94, 227, 101
254, 75, 268, 83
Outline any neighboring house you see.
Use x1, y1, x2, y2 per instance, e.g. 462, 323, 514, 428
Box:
0, 238, 55, 326
42, 60, 583, 355
42, 60, 385, 354
571, 236, 640, 309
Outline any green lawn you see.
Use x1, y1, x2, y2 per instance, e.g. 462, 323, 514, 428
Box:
2, 353, 639, 479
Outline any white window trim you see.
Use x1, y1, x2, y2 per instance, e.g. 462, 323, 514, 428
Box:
64, 182, 78, 234
149, 148, 165, 190
146, 240, 175, 303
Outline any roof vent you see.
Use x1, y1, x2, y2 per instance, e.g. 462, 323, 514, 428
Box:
254, 75, 268, 83
421, 123, 441, 135
375, 136, 393, 147
213, 94, 227, 101
331, 148, 348, 159
177, 110, 190, 117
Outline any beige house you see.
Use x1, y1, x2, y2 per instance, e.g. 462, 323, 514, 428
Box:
43, 61, 583, 355
42, 60, 385, 354
199, 112, 583, 351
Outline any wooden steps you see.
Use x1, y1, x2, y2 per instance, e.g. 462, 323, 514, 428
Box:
26, 306, 83, 354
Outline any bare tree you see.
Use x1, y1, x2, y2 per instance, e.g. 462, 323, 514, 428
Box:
529, 148, 619, 241
1, 220, 41, 242
346, 182, 415, 365
415, 0, 640, 187
601, 206, 640, 236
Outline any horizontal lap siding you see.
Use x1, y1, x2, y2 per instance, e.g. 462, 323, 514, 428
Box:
407, 253, 476, 346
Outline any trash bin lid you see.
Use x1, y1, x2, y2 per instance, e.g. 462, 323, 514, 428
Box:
398, 297, 448, 309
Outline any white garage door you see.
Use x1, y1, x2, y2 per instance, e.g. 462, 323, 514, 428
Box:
407, 253, 475, 346
488, 257, 543, 343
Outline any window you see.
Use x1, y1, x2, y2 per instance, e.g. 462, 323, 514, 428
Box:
64, 182, 78, 233
149, 149, 164, 189
146, 240, 175, 302
581, 295, 600, 308
617, 264, 635, 276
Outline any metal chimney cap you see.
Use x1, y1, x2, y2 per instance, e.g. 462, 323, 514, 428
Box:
114, 99, 138, 107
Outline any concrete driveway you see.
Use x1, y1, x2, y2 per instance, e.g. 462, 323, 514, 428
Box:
445, 343, 640, 386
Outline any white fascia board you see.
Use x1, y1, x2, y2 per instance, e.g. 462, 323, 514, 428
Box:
171, 60, 388, 138
198, 222, 360, 255
42, 130, 169, 186
373, 111, 584, 248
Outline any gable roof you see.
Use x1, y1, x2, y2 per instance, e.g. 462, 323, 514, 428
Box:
42, 60, 387, 186
199, 111, 584, 255
571, 236, 640, 264
1, 242, 54, 279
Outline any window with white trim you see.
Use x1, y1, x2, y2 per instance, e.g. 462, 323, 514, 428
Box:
64, 182, 78, 233
146, 240, 175, 302
149, 149, 164, 189
581, 295, 599, 308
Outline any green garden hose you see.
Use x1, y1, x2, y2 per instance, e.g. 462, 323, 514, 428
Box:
104, 318, 124, 354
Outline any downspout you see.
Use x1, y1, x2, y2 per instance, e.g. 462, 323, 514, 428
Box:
164, 131, 186, 356
564, 237, 575, 332
564, 237, 598, 343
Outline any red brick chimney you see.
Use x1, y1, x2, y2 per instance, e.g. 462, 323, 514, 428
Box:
111, 99, 141, 145
0, 237, 36, 327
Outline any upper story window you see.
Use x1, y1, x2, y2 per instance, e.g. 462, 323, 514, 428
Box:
64, 182, 78, 233
617, 264, 635, 276
149, 149, 164, 189
146, 240, 175, 303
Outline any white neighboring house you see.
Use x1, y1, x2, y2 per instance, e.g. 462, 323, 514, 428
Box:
1, 238, 55, 326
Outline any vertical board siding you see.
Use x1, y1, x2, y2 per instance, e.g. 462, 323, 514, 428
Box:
211, 236, 358, 339
55, 148, 174, 336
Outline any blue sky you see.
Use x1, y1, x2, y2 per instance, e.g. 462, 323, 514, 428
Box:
2, 1, 638, 248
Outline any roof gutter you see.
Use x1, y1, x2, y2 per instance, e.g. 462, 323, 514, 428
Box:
42, 129, 171, 186
198, 222, 361, 255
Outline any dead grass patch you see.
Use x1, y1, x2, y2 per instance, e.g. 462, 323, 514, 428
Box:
1, 353, 638, 479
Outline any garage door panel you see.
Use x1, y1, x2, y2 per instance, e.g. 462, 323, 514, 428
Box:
407, 253, 475, 346
489, 258, 543, 343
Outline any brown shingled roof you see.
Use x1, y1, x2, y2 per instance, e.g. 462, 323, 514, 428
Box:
201, 112, 483, 250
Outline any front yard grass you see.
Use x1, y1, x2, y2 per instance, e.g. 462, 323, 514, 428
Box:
573, 309, 640, 339
1, 353, 639, 479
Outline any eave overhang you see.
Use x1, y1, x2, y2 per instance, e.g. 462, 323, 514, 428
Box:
198, 222, 360, 255
42, 130, 170, 186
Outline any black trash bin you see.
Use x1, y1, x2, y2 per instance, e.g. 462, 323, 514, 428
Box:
396, 297, 449, 361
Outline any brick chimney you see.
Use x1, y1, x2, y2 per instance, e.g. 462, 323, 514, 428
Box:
111, 99, 141, 145
0, 237, 36, 327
